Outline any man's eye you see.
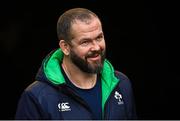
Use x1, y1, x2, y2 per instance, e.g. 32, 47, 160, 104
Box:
81, 41, 89, 46
96, 35, 103, 41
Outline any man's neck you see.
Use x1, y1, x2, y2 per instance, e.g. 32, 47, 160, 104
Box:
62, 58, 97, 89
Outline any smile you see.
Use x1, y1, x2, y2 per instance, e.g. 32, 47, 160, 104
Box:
88, 55, 101, 61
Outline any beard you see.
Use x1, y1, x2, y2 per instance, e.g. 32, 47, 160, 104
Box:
69, 49, 106, 74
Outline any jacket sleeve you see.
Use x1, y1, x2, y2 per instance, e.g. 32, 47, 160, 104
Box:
115, 71, 138, 119
15, 90, 50, 119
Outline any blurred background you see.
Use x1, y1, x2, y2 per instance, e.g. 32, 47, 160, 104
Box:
0, 0, 176, 119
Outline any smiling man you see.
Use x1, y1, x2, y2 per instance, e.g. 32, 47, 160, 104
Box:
15, 8, 137, 120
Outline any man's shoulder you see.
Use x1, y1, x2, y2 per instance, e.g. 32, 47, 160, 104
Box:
114, 70, 130, 82
114, 70, 133, 89
24, 81, 57, 98
25, 81, 46, 91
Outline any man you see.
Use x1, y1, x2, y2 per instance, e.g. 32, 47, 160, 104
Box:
15, 8, 137, 120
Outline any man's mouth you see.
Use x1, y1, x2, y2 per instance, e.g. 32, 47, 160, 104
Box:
87, 54, 101, 61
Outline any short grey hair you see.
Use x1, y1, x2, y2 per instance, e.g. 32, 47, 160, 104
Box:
57, 8, 99, 43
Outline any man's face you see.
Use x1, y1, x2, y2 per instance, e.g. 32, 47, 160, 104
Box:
68, 18, 106, 74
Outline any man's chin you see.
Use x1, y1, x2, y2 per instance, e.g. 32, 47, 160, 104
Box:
89, 62, 103, 69
88, 60, 102, 67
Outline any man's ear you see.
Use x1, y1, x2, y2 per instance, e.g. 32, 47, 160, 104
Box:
59, 40, 70, 55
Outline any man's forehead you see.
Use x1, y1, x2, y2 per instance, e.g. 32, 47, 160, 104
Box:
71, 18, 102, 33
72, 17, 101, 27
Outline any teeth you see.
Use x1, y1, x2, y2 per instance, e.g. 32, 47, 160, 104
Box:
92, 55, 98, 58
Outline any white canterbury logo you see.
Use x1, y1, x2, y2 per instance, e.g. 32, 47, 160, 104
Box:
58, 102, 71, 112
114, 91, 124, 105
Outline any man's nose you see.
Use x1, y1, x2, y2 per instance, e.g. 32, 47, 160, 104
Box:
91, 41, 100, 51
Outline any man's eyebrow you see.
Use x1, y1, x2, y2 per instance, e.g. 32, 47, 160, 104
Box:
96, 32, 104, 38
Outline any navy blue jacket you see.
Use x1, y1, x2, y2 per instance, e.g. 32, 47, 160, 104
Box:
15, 49, 137, 120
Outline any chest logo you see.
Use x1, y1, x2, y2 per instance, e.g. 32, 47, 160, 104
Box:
114, 91, 124, 105
58, 102, 71, 112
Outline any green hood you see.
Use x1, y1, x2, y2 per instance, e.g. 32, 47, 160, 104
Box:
43, 48, 120, 114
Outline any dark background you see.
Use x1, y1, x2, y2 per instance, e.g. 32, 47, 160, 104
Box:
0, 0, 177, 119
